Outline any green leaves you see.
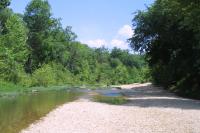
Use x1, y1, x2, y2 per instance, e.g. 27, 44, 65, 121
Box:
130, 0, 200, 98
0, 0, 10, 10
23, 0, 79, 72
0, 14, 29, 82
0, 0, 151, 88
23, 0, 55, 71
24, 0, 52, 31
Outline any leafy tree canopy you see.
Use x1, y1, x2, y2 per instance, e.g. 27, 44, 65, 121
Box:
129, 0, 200, 98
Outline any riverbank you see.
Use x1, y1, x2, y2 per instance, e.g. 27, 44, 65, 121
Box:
21, 83, 200, 133
0, 81, 107, 97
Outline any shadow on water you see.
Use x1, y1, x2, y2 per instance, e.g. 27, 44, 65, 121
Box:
0, 90, 81, 133
125, 98, 200, 110
95, 89, 123, 97
120, 85, 200, 110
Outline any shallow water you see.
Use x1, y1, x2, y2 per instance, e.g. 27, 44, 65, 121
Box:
94, 89, 123, 97
0, 90, 80, 133
103, 92, 122, 97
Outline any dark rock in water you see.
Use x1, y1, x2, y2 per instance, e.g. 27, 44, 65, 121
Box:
115, 87, 122, 90
104, 92, 122, 97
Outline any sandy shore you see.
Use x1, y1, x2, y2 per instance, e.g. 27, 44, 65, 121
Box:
21, 83, 200, 133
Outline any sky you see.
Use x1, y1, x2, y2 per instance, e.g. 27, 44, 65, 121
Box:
10, 0, 154, 50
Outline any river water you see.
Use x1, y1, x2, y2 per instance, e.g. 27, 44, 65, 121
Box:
0, 90, 80, 133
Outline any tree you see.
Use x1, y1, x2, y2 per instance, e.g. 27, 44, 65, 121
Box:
0, 0, 10, 10
129, 0, 200, 98
0, 0, 11, 34
23, 0, 55, 72
64, 26, 77, 42
66, 42, 92, 74
95, 47, 110, 64
0, 14, 29, 82
111, 47, 146, 68
23, 0, 79, 73
113, 64, 128, 84
0, 0, 151, 88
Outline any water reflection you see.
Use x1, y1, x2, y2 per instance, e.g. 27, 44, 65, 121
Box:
0, 90, 80, 133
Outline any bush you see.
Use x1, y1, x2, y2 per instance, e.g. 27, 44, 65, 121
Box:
31, 62, 74, 87
50, 63, 74, 85
126, 67, 151, 84
0, 80, 23, 92
18, 71, 33, 87
31, 63, 56, 87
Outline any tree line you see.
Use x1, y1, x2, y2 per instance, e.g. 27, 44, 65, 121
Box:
130, 0, 200, 98
0, 0, 150, 88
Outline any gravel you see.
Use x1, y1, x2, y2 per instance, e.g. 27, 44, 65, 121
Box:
21, 84, 200, 133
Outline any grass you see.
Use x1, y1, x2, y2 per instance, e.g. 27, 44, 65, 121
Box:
0, 81, 109, 98
0, 81, 25, 92
93, 95, 127, 105
0, 81, 68, 97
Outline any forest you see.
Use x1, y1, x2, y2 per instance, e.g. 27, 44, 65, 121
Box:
1, 0, 199, 99
130, 0, 200, 98
1, 1, 200, 132
0, 0, 150, 90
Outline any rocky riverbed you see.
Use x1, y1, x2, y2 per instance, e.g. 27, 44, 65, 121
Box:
21, 83, 200, 133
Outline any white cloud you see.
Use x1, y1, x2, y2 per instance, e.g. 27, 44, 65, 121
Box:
82, 39, 107, 48
81, 24, 133, 50
111, 39, 125, 46
111, 39, 129, 50
118, 25, 133, 38
82, 39, 129, 50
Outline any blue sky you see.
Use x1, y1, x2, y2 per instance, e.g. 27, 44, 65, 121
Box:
10, 0, 154, 50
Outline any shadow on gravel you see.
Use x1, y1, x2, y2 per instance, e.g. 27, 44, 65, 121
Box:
122, 85, 200, 110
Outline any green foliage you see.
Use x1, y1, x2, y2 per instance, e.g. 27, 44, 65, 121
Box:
0, 0, 151, 91
112, 64, 129, 84
130, 0, 200, 98
0, 13, 29, 83
31, 63, 56, 87
0, 80, 24, 92
23, 0, 57, 72
0, 0, 12, 34
24, 0, 52, 32
23, 0, 79, 73
0, 0, 10, 10
17, 71, 32, 88
64, 26, 77, 42
31, 62, 74, 87
97, 63, 113, 84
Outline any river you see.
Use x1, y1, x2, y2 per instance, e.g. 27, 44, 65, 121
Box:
0, 90, 80, 133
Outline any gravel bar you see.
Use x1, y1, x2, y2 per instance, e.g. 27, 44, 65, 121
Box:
21, 84, 200, 133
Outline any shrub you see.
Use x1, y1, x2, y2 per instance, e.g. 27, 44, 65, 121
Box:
32, 63, 57, 87
31, 62, 74, 87
50, 63, 74, 85
18, 70, 33, 87
0, 80, 23, 92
